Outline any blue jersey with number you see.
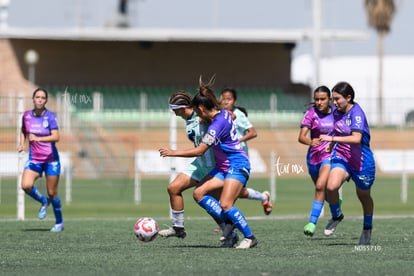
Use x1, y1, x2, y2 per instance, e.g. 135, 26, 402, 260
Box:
201, 109, 250, 172
332, 103, 375, 172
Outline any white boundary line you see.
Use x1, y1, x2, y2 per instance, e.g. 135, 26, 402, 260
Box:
1, 214, 414, 222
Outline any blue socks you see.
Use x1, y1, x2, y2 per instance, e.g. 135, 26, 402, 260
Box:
222, 207, 253, 238
197, 195, 223, 218
198, 195, 253, 238
27, 187, 63, 224
50, 196, 63, 224
309, 200, 324, 224
27, 186, 48, 205
329, 202, 343, 219
363, 214, 373, 229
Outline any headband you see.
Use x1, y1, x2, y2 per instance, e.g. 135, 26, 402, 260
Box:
169, 104, 189, 110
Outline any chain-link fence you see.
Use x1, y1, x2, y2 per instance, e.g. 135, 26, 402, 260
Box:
1, 93, 414, 180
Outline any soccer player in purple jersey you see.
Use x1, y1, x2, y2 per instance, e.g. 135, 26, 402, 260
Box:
158, 90, 272, 243
320, 82, 375, 245
159, 76, 257, 249
18, 88, 64, 232
298, 85, 336, 236
220, 88, 272, 215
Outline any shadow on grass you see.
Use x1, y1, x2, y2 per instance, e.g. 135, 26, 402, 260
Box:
307, 236, 356, 246
326, 242, 354, 246
170, 244, 221, 249
22, 228, 50, 232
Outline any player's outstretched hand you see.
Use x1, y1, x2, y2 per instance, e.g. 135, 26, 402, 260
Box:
159, 147, 173, 157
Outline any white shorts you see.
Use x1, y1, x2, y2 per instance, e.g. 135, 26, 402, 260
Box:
182, 158, 215, 182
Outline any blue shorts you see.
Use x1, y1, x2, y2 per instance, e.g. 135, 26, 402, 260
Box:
331, 157, 375, 190
308, 159, 331, 178
208, 166, 250, 187
24, 160, 61, 177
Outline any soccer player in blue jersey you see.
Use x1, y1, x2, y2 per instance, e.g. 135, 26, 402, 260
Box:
159, 77, 257, 249
18, 88, 64, 232
220, 88, 272, 215
298, 85, 336, 236
158, 90, 271, 247
320, 82, 376, 245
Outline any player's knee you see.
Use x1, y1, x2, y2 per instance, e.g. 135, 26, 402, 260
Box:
220, 201, 232, 211
167, 183, 180, 196
326, 185, 336, 194
47, 190, 57, 198
326, 180, 341, 193
21, 182, 33, 193
193, 188, 204, 202
315, 182, 326, 193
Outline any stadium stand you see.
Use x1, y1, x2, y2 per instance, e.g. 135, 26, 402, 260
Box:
46, 86, 308, 112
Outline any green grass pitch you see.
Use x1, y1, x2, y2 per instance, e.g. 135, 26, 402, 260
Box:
0, 176, 413, 275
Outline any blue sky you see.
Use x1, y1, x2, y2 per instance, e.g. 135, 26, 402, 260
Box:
6, 0, 412, 57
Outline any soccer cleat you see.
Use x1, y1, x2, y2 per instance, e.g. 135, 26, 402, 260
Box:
220, 223, 235, 242
262, 191, 273, 215
359, 228, 372, 245
158, 226, 187, 238
324, 214, 344, 236
50, 223, 64, 232
38, 204, 48, 220
304, 222, 316, 236
221, 231, 239, 248
236, 236, 258, 249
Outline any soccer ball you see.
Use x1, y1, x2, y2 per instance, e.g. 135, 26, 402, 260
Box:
134, 217, 158, 242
